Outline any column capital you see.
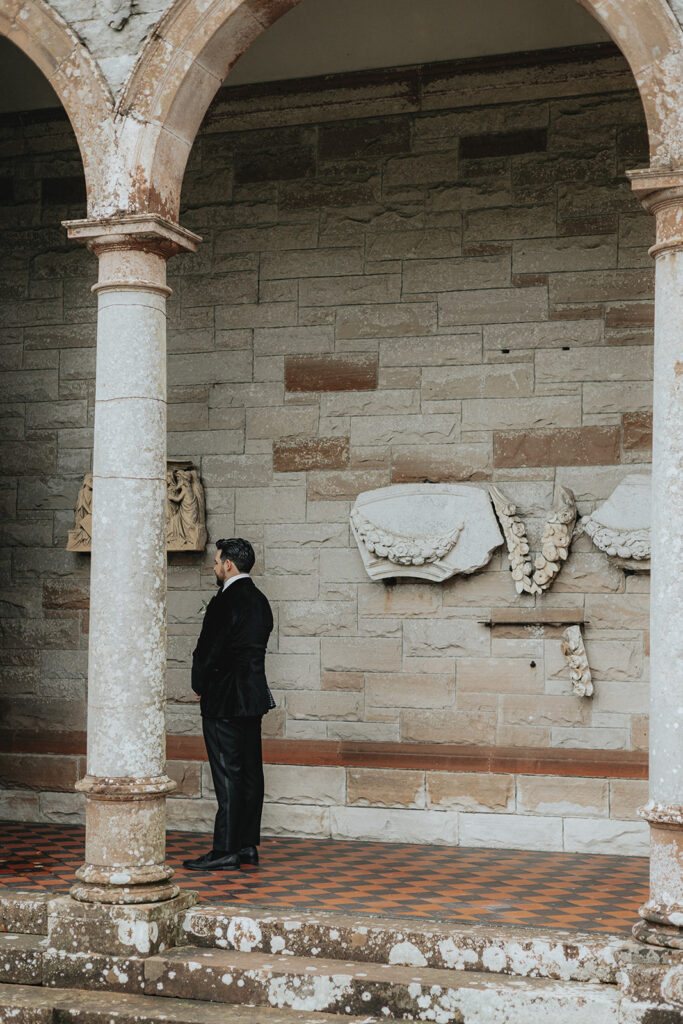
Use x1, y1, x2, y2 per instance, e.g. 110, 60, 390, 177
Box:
627, 168, 683, 257
63, 213, 201, 257
63, 214, 201, 297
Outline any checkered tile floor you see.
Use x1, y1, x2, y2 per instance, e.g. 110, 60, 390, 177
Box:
0, 821, 647, 933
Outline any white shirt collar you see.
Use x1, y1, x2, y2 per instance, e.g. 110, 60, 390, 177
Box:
222, 573, 250, 592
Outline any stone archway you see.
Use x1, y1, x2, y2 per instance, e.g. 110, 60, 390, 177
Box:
0, 0, 114, 211
114, 0, 683, 223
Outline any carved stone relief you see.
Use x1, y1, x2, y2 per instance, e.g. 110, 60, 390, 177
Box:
580, 473, 651, 570
350, 484, 503, 582
489, 485, 577, 595
67, 461, 207, 552
561, 625, 593, 698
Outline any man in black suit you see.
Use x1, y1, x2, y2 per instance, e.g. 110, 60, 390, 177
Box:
183, 538, 275, 872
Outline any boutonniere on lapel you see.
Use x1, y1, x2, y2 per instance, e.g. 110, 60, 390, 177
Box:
201, 599, 211, 616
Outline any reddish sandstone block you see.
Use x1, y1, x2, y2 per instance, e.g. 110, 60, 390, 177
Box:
274, 437, 349, 472
0, 753, 80, 792
622, 411, 652, 450
42, 582, 90, 610
493, 426, 620, 468
285, 354, 378, 392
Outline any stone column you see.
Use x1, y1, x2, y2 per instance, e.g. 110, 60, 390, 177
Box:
63, 215, 199, 905
628, 170, 683, 950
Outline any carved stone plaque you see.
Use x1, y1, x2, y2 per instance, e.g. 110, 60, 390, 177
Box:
350, 483, 503, 582
67, 461, 207, 552
581, 472, 651, 569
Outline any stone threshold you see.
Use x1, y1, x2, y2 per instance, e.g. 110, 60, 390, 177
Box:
0, 730, 648, 779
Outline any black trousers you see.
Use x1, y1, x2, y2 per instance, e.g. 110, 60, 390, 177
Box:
202, 715, 264, 853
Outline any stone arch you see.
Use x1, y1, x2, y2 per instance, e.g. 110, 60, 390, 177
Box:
0, 0, 114, 213
120, 0, 683, 221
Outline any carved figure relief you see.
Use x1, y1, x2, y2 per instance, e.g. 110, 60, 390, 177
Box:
561, 625, 593, 697
489, 485, 577, 595
580, 473, 651, 569
66, 472, 93, 552
350, 484, 503, 582
166, 460, 208, 552
67, 462, 207, 552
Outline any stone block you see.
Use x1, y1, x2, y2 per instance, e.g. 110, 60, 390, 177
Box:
391, 444, 492, 483
168, 351, 252, 386
237, 483, 307, 524
285, 354, 378, 391
517, 777, 608, 817
549, 268, 653, 305
0, 890, 49, 935
350, 414, 458, 446
336, 302, 437, 339
166, 760, 202, 798
279, 601, 357, 637
322, 637, 401, 672
493, 426, 620, 468
274, 437, 349, 472
463, 396, 579, 430
346, 768, 425, 808
246, 406, 319, 439
442, 571, 518, 607
583, 381, 652, 415
322, 671, 365, 691
401, 709, 496, 745
459, 812, 563, 851
609, 779, 649, 820
366, 673, 454, 709
584, 595, 649, 630
622, 411, 652, 450
265, 652, 320, 690
427, 772, 515, 812
548, 552, 624, 593
502, 694, 588, 727
0, 933, 44, 985
563, 818, 649, 855
551, 726, 629, 749
0, 754, 79, 792
439, 286, 547, 325
321, 389, 420, 417
423, 362, 532, 401
384, 152, 458, 187
262, 803, 330, 838
358, 582, 441, 617
381, 333, 482, 366
484, 319, 602, 351
215, 303, 298, 330
166, 797, 216, 832
264, 764, 345, 805
299, 274, 400, 307
403, 619, 490, 658
513, 235, 616, 273
457, 658, 544, 693
319, 117, 410, 159
261, 247, 363, 279
546, 637, 643, 682
215, 223, 318, 254
286, 690, 362, 721
319, 548, 368, 583
536, 345, 652, 384
39, 791, 85, 824
367, 229, 461, 261
465, 205, 556, 240
330, 805, 458, 844
403, 255, 510, 294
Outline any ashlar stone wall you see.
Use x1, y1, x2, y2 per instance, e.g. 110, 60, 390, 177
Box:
0, 47, 653, 852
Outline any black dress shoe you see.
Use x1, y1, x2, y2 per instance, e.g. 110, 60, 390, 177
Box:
239, 845, 259, 866
183, 850, 241, 871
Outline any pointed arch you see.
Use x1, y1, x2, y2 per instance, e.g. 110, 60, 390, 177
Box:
0, 0, 115, 214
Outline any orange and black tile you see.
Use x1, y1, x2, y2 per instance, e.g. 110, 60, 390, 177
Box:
0, 821, 647, 934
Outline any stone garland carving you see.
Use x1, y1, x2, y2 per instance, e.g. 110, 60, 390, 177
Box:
350, 508, 461, 566
561, 625, 593, 698
67, 461, 207, 552
580, 473, 651, 567
350, 483, 503, 582
489, 485, 577, 596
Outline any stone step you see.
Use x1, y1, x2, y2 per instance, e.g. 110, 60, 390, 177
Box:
0, 933, 45, 985
0, 889, 49, 935
145, 946, 622, 1023
181, 903, 625, 983
0, 983, 401, 1024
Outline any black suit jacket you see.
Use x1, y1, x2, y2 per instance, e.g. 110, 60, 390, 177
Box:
191, 577, 274, 718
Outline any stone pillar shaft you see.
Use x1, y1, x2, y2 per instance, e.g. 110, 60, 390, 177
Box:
64, 215, 199, 904
629, 170, 683, 949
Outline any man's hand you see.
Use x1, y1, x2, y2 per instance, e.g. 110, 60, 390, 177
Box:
194, 692, 201, 701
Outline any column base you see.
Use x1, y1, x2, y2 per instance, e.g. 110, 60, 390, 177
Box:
635, 806, 683, 949
73, 774, 178, 905
47, 891, 197, 957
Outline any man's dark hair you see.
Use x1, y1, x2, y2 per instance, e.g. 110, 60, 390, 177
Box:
216, 537, 255, 573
